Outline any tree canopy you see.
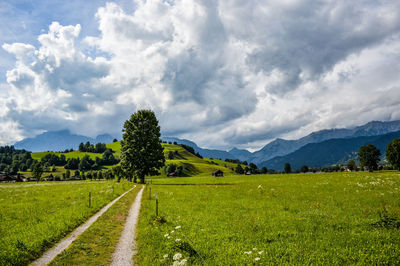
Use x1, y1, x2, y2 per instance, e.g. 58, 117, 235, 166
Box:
386, 138, 400, 170
358, 144, 381, 172
120, 110, 165, 183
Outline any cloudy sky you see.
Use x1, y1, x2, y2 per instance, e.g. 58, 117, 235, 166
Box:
1, 0, 400, 150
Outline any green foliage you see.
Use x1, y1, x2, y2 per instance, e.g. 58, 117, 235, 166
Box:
358, 144, 381, 172
235, 164, 244, 174
284, 162, 291, 173
32, 163, 43, 181
386, 139, 400, 170
0, 146, 36, 174
79, 142, 107, 153
121, 110, 165, 183
347, 160, 357, 171
300, 165, 309, 173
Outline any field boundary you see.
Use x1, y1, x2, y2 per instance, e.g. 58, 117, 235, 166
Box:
32, 185, 137, 266
111, 185, 145, 266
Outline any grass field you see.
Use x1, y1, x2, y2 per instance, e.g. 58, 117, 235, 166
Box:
31, 151, 103, 161
136, 171, 400, 264
0, 181, 134, 265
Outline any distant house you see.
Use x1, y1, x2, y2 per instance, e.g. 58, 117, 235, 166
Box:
245, 171, 251, 175
168, 172, 178, 177
212, 170, 223, 177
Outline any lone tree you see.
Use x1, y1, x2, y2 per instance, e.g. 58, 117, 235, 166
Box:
121, 110, 165, 183
386, 138, 400, 170
358, 144, 381, 172
284, 163, 291, 174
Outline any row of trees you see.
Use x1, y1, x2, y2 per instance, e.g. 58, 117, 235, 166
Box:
0, 146, 37, 175
78, 142, 107, 153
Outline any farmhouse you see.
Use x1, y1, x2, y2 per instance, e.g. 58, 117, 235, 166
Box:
212, 170, 223, 177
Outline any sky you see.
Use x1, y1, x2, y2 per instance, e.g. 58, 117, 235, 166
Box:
1, 0, 400, 151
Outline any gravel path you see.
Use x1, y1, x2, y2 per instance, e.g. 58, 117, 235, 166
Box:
32, 185, 137, 266
111, 185, 145, 266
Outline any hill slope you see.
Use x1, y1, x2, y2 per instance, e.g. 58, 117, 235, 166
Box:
260, 130, 400, 170
32, 141, 238, 177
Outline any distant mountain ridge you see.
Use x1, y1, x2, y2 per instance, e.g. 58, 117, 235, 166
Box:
260, 130, 400, 171
249, 120, 400, 164
14, 130, 114, 152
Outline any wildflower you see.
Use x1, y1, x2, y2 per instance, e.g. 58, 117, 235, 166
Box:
173, 253, 182, 261
163, 254, 169, 259
244, 251, 252, 254
171, 230, 175, 233
258, 185, 262, 189
175, 238, 181, 242
175, 225, 181, 229
255, 257, 261, 261
258, 251, 264, 255
167, 236, 171, 239
253, 248, 257, 251
164, 233, 169, 237
180, 258, 188, 265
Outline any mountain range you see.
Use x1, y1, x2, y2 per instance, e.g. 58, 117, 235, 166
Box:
14, 130, 115, 152
12, 120, 400, 169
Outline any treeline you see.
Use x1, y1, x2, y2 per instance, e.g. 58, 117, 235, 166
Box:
0, 146, 37, 174
78, 142, 107, 153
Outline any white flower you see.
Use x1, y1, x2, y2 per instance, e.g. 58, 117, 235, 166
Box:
244, 251, 252, 254
253, 248, 257, 251
258, 251, 264, 255
258, 185, 262, 189
167, 236, 171, 239
171, 230, 175, 233
255, 257, 261, 261
163, 254, 169, 259
179, 258, 188, 265
164, 233, 169, 237
173, 253, 182, 261
175, 225, 181, 229
175, 238, 181, 242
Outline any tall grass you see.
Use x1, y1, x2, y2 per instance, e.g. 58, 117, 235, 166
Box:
0, 181, 133, 265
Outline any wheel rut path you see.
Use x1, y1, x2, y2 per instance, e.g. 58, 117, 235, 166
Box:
32, 185, 137, 266
111, 185, 145, 266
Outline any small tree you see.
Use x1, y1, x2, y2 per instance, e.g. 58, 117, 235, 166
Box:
347, 160, 357, 171
65, 169, 71, 180
358, 144, 381, 172
300, 165, 309, 173
261, 167, 268, 174
32, 163, 43, 182
235, 164, 244, 174
386, 139, 400, 170
121, 110, 165, 183
284, 163, 291, 174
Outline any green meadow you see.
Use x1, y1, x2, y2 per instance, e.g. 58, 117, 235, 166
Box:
0, 181, 134, 265
136, 171, 400, 264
